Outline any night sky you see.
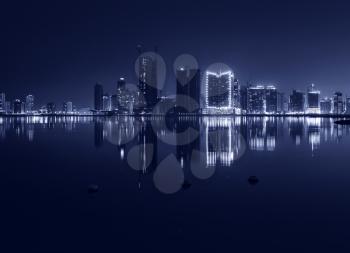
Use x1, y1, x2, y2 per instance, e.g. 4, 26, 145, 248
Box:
3, 0, 350, 107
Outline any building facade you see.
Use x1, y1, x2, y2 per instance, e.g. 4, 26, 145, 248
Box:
94, 83, 103, 111
204, 70, 233, 114
289, 90, 305, 113
247, 85, 265, 114
25, 95, 34, 113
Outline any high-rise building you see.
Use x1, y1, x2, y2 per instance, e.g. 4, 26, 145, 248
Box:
306, 84, 320, 114
47, 102, 56, 114
111, 95, 118, 111
265, 85, 278, 113
102, 94, 111, 111
13, 99, 22, 114
240, 85, 248, 113
25, 95, 34, 113
247, 85, 265, 114
205, 70, 233, 112
94, 83, 103, 111
0, 93, 6, 113
277, 92, 285, 114
5, 101, 11, 114
346, 97, 350, 114
333, 92, 344, 114
137, 47, 158, 110
176, 67, 200, 113
232, 79, 240, 109
117, 77, 126, 90
0, 93, 5, 113
289, 90, 305, 113
63, 102, 73, 114
320, 98, 332, 114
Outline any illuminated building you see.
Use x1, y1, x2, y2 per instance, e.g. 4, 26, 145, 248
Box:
5, 101, 11, 114
13, 99, 22, 114
94, 83, 103, 111
204, 70, 233, 114
277, 92, 286, 114
25, 95, 34, 113
102, 94, 111, 111
247, 85, 265, 114
47, 102, 56, 114
240, 85, 248, 113
137, 47, 159, 110
176, 67, 200, 113
111, 95, 118, 110
333, 92, 344, 114
265, 85, 277, 113
320, 98, 332, 114
0, 93, 5, 113
289, 90, 305, 113
63, 102, 73, 114
346, 97, 350, 114
233, 79, 241, 110
117, 77, 126, 89
306, 84, 320, 114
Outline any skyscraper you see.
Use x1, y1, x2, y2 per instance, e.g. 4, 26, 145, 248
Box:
265, 85, 278, 113
103, 94, 111, 111
240, 85, 248, 113
13, 99, 22, 114
117, 77, 126, 90
25, 95, 34, 113
320, 98, 332, 114
204, 70, 233, 113
346, 97, 350, 114
0, 93, 5, 113
176, 67, 200, 113
63, 102, 73, 114
137, 47, 158, 111
289, 90, 305, 113
47, 102, 56, 114
232, 79, 240, 109
94, 83, 103, 111
306, 84, 320, 114
333, 92, 343, 114
247, 85, 265, 114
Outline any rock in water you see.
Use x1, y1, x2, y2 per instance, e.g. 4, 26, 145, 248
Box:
248, 176, 259, 185
88, 184, 99, 194
182, 180, 192, 190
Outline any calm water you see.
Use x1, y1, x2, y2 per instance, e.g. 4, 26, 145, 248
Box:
1, 116, 350, 252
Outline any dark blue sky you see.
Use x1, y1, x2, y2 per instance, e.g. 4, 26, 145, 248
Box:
2, 0, 350, 107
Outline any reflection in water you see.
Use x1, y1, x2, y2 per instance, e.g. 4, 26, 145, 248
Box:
1, 116, 350, 193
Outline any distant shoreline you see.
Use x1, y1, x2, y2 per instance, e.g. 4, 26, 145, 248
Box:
1, 114, 350, 118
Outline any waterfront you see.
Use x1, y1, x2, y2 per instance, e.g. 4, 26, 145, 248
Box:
1, 116, 350, 252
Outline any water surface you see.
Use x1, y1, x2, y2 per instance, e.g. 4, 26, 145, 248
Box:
1, 116, 350, 252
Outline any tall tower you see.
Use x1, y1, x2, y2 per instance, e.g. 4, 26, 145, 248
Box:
204, 70, 233, 113
94, 83, 103, 111
25, 95, 34, 113
306, 84, 320, 114
136, 45, 158, 111
333, 92, 343, 114
265, 85, 278, 113
176, 67, 200, 112
0, 93, 5, 113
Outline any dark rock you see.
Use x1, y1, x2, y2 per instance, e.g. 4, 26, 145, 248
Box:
88, 184, 99, 194
334, 120, 350, 125
182, 180, 192, 190
248, 176, 259, 185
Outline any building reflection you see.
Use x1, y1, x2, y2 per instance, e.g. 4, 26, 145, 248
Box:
0, 115, 349, 161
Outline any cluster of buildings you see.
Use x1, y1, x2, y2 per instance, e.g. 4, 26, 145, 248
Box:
0, 93, 76, 115
2, 46, 350, 116
93, 53, 350, 116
